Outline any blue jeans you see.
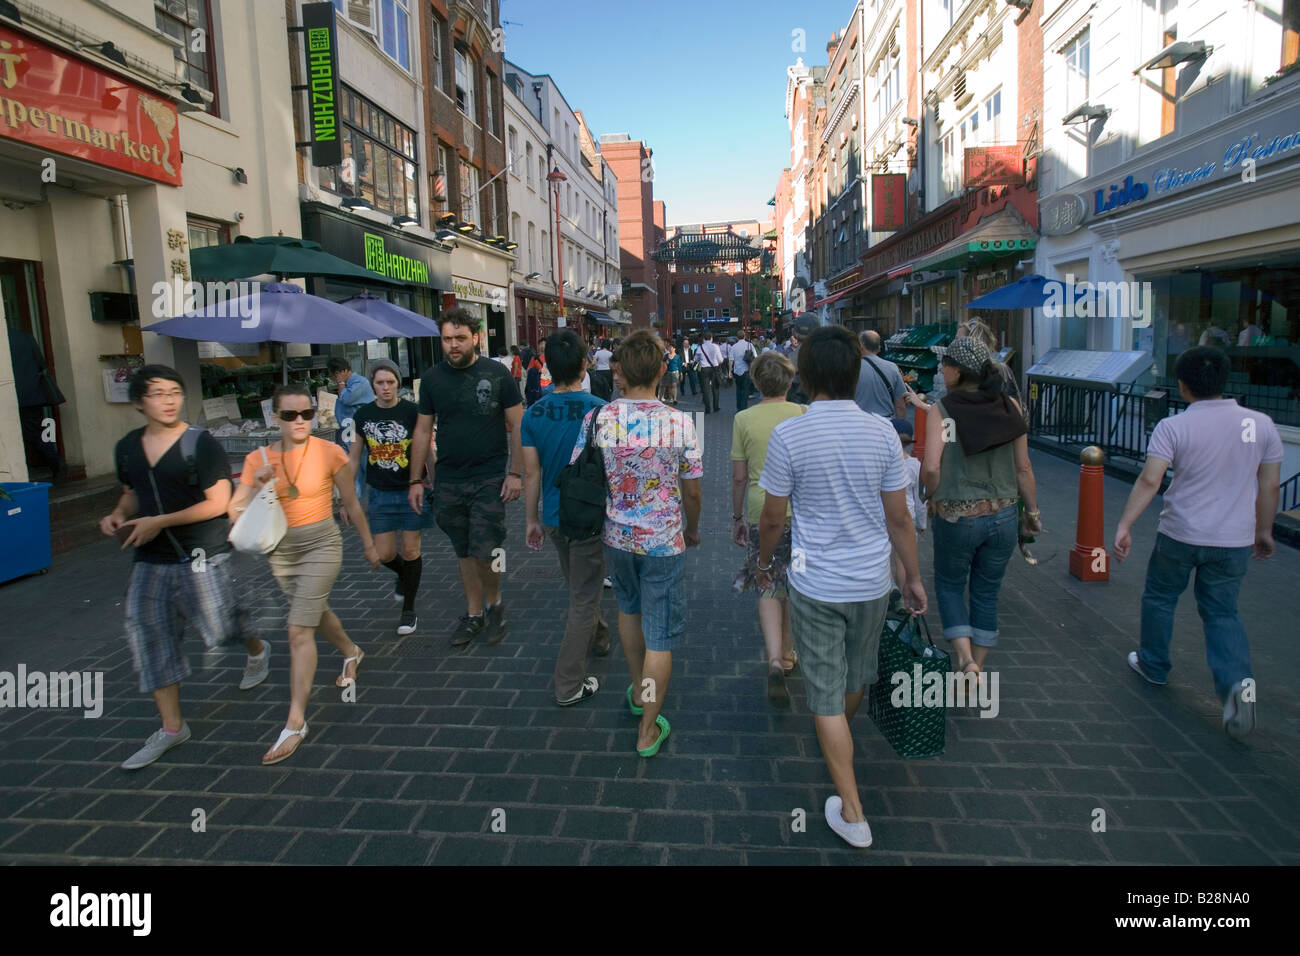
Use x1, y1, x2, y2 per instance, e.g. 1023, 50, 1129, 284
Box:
735, 371, 751, 411
685, 367, 699, 395
1139, 533, 1253, 701
931, 505, 1018, 646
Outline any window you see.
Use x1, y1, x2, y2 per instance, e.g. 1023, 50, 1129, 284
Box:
525, 142, 534, 188
983, 89, 1002, 142
485, 71, 499, 136
941, 129, 959, 197
527, 222, 536, 271
706, 282, 716, 292
459, 158, 479, 224
722, 308, 730, 318
694, 284, 700, 293
682, 283, 690, 293
187, 216, 229, 250
541, 229, 549, 273
683, 309, 693, 319
539, 156, 547, 191
735, 281, 743, 297
319, 86, 420, 221
379, 0, 410, 71
510, 212, 520, 244
1286, 0, 1300, 69
155, 0, 219, 116
707, 309, 716, 318
455, 49, 476, 118
940, 0, 963, 31
1064, 30, 1090, 111
429, 13, 445, 91
508, 127, 518, 172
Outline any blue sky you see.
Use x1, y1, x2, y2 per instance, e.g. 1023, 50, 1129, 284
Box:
501, 0, 852, 226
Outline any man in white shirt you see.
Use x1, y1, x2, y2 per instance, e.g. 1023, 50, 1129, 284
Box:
757, 325, 926, 848
696, 331, 726, 414
729, 331, 758, 412
591, 339, 615, 400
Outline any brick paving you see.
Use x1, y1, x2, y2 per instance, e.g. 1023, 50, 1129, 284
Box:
2, 388, 1298, 865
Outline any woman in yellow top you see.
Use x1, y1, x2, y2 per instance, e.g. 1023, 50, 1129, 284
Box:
730, 351, 806, 705
229, 384, 379, 765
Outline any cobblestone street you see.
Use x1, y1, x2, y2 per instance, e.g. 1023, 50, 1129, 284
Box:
2, 392, 1298, 865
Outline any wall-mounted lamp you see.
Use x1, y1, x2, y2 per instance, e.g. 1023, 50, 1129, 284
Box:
76, 40, 127, 66
1062, 103, 1111, 125
525, 272, 542, 281
456, 220, 477, 233
231, 167, 248, 185
392, 214, 417, 226
437, 212, 457, 228
341, 196, 371, 210
504, 241, 518, 251
0, 1, 23, 24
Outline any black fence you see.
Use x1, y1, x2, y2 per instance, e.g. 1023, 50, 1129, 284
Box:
1283, 471, 1300, 514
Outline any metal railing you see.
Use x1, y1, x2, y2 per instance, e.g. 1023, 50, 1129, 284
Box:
1282, 472, 1300, 513
1029, 381, 1165, 465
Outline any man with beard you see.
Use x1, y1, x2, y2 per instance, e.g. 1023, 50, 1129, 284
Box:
409, 309, 524, 647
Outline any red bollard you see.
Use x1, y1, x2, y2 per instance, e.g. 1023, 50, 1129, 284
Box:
1068, 445, 1109, 581
912, 398, 928, 464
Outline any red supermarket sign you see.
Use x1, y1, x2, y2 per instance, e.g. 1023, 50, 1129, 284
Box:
0, 25, 182, 186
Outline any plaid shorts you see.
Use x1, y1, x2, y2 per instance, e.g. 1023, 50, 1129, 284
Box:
787, 586, 890, 716
124, 552, 250, 693
433, 475, 506, 561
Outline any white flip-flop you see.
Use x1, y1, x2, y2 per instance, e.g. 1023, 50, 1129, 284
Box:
337, 647, 364, 688
262, 722, 308, 765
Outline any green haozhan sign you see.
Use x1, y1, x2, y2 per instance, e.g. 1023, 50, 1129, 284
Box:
308, 33, 335, 142
365, 233, 430, 283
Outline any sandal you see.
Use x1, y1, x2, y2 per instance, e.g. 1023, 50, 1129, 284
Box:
626, 683, 644, 716
337, 647, 364, 688
637, 714, 671, 757
781, 649, 798, 675
262, 722, 308, 765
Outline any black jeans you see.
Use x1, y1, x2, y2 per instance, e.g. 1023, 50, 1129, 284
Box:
699, 367, 721, 413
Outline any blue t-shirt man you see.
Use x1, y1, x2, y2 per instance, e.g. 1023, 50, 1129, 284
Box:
521, 390, 606, 526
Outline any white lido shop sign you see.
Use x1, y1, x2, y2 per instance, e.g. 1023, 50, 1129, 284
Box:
452, 277, 508, 310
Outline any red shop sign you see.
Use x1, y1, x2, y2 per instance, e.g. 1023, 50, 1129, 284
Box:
871, 174, 906, 232
0, 26, 182, 186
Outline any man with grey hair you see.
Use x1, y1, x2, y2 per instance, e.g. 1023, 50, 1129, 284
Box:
855, 330, 907, 419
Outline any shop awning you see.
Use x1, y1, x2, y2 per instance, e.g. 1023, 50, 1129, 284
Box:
190, 236, 398, 284
586, 310, 631, 326
811, 276, 872, 308
909, 207, 1036, 273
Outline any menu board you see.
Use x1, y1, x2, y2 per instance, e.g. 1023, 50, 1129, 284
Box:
1026, 349, 1155, 388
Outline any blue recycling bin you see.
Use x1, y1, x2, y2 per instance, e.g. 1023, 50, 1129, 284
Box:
0, 482, 52, 583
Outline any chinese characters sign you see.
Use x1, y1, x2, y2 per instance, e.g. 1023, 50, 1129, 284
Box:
0, 25, 181, 186
963, 146, 1024, 189
301, 3, 342, 167
871, 174, 906, 232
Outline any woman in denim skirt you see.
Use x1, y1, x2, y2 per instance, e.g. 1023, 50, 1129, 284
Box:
921, 337, 1042, 679
348, 360, 434, 637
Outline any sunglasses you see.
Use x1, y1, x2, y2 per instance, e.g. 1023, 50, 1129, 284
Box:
277, 409, 315, 422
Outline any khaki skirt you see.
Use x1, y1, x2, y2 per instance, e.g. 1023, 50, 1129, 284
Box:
268, 518, 342, 628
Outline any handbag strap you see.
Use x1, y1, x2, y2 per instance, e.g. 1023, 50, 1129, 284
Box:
865, 354, 895, 397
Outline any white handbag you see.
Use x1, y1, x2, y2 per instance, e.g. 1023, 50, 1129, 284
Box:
228, 446, 288, 554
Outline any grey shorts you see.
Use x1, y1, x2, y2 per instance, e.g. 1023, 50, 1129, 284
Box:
787, 586, 890, 716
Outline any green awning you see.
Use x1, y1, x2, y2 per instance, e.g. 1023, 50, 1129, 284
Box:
910, 206, 1037, 273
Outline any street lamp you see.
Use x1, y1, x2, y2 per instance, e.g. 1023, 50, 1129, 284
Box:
546, 166, 567, 316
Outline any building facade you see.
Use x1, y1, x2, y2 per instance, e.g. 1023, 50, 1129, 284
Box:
600, 133, 660, 330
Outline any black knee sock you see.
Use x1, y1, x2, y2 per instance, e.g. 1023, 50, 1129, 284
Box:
383, 557, 406, 580
401, 556, 422, 612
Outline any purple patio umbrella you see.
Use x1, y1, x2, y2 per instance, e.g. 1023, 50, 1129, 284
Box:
338, 293, 440, 337
144, 282, 398, 343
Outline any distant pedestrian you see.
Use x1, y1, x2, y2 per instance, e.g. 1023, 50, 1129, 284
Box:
230, 384, 379, 765
784, 314, 818, 404
660, 344, 681, 405
696, 330, 725, 414
921, 337, 1040, 681
591, 338, 615, 400
328, 357, 375, 502
510, 345, 523, 391
855, 330, 907, 419
730, 331, 758, 412
730, 351, 805, 704
756, 326, 926, 847
348, 359, 431, 637
408, 309, 524, 647
1114, 346, 1281, 738
101, 365, 269, 770
525, 341, 551, 405
890, 417, 926, 589
571, 330, 702, 756
522, 330, 611, 705
8, 323, 67, 481
683, 337, 701, 396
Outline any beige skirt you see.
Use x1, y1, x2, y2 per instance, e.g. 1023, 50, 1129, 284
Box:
268, 518, 342, 628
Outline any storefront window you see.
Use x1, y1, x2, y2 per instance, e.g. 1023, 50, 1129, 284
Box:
921, 282, 955, 325
1146, 265, 1300, 425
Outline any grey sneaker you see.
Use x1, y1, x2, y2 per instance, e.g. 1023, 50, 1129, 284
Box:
450, 614, 485, 646
1127, 651, 1167, 686
482, 602, 507, 645
240, 642, 271, 691
1223, 681, 1256, 738
397, 611, 418, 637
121, 723, 192, 770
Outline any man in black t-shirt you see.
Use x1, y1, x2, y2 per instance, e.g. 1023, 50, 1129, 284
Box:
99, 365, 268, 770
408, 309, 523, 647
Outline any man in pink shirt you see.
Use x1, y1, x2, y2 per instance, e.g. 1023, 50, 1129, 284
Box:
1114, 347, 1283, 738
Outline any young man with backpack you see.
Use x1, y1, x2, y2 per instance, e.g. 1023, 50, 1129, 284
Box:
522, 330, 611, 705
99, 365, 269, 770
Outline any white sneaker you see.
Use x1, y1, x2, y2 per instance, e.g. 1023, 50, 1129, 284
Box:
1223, 681, 1256, 738
121, 723, 191, 770
240, 642, 270, 691
825, 795, 873, 848
603, 577, 613, 589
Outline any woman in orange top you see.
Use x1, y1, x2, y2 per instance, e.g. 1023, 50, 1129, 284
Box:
230, 384, 379, 765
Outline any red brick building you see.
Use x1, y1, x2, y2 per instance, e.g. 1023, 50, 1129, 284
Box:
600, 134, 660, 331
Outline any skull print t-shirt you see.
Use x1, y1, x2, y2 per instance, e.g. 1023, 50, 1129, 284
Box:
353, 399, 421, 491
418, 355, 523, 481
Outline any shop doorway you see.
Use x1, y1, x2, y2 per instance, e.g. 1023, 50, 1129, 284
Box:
486, 307, 507, 358
1, 258, 66, 476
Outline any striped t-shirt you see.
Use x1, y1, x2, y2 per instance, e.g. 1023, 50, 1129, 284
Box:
759, 400, 908, 603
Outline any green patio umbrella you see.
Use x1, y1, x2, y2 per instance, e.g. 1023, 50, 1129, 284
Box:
190, 235, 397, 284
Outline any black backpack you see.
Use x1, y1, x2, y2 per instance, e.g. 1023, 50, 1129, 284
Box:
554, 410, 606, 541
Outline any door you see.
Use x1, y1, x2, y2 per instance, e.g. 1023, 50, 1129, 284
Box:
1, 259, 65, 471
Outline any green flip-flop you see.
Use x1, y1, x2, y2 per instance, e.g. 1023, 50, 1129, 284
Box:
637, 714, 671, 757
626, 684, 643, 716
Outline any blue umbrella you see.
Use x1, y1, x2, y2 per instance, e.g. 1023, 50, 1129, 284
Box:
145, 282, 397, 343
966, 274, 1101, 311
338, 294, 440, 337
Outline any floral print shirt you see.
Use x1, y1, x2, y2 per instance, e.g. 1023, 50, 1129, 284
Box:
571, 399, 703, 555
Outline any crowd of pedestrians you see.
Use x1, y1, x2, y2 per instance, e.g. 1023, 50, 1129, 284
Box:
96, 314, 1281, 849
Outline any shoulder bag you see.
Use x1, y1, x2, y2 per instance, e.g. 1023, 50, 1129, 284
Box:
228, 445, 288, 554
554, 410, 607, 541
